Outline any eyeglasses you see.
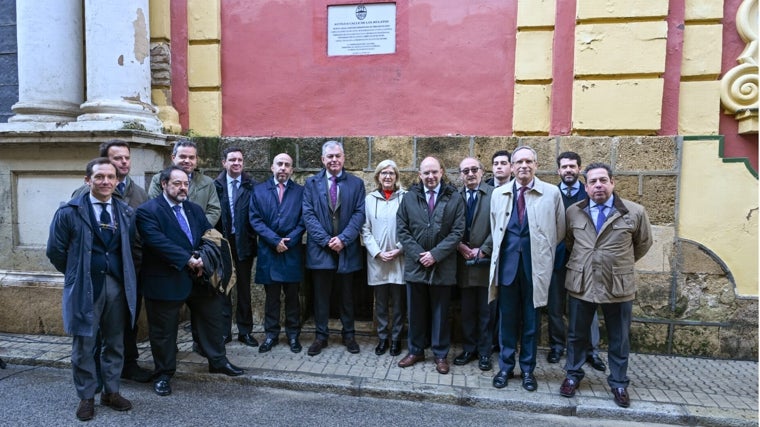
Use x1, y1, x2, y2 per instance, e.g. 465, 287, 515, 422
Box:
379, 171, 396, 176
460, 167, 480, 175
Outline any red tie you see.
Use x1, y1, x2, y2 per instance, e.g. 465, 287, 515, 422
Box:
517, 186, 527, 225
278, 182, 285, 203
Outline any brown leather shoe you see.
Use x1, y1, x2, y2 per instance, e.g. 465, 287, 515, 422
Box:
76, 398, 95, 421
611, 387, 630, 408
397, 353, 424, 368
307, 339, 327, 356
101, 392, 133, 411
434, 357, 450, 374
559, 377, 580, 397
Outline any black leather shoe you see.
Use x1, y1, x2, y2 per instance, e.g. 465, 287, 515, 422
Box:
375, 339, 389, 355
209, 361, 245, 376
478, 355, 492, 371
192, 342, 207, 358
546, 348, 562, 364
559, 377, 579, 397
587, 354, 606, 372
521, 372, 537, 391
389, 340, 402, 356
307, 339, 327, 356
238, 333, 259, 347
343, 337, 360, 354
492, 370, 512, 389
121, 364, 153, 383
453, 351, 477, 366
259, 337, 279, 353
612, 387, 630, 408
153, 378, 171, 396
289, 337, 302, 353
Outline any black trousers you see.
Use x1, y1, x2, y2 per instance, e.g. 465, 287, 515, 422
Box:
565, 297, 632, 389
460, 286, 496, 356
311, 269, 355, 340
406, 282, 451, 359
264, 282, 301, 339
222, 235, 254, 337
146, 285, 228, 379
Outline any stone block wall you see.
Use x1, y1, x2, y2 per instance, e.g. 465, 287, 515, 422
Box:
181, 135, 757, 360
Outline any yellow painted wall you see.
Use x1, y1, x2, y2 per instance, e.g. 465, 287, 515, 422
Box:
679, 138, 759, 296
187, 0, 221, 136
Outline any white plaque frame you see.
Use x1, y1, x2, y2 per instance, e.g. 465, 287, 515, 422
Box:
327, 3, 397, 57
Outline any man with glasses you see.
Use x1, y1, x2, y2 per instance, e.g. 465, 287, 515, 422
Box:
454, 158, 495, 371
397, 156, 465, 374
137, 166, 244, 398
488, 146, 565, 391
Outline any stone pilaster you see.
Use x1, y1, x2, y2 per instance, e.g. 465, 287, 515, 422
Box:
77, 0, 162, 131
7, 0, 83, 123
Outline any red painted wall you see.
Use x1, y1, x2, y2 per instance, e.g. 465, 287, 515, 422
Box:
220, 0, 514, 136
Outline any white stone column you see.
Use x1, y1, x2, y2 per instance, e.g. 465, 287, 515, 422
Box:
77, 0, 162, 131
8, 0, 83, 123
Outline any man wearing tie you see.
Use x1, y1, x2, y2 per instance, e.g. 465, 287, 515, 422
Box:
47, 157, 138, 421
148, 139, 221, 227
71, 140, 152, 384
559, 163, 652, 408
396, 156, 465, 375
214, 147, 258, 347
546, 152, 606, 372
303, 141, 366, 356
250, 153, 306, 353
454, 157, 495, 371
488, 146, 565, 391
137, 166, 244, 398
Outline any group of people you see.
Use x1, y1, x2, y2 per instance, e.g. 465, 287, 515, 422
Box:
350, 144, 652, 410
46, 139, 651, 421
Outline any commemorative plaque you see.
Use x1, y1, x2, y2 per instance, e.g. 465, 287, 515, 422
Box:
327, 3, 396, 56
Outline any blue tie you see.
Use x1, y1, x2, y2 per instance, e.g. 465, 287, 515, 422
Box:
595, 204, 607, 234
466, 190, 476, 226
173, 205, 193, 243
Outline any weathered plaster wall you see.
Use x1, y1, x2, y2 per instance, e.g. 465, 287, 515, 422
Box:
678, 137, 758, 296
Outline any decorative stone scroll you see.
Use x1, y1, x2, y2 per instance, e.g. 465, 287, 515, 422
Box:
721, 0, 758, 134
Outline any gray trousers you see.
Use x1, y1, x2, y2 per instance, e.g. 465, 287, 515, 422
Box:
548, 267, 601, 356
72, 275, 126, 399
565, 297, 632, 389
373, 283, 406, 341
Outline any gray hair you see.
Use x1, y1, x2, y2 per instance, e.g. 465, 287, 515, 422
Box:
373, 159, 400, 191
511, 145, 538, 164
321, 140, 344, 156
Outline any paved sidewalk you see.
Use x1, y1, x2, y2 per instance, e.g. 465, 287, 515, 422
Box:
1, 326, 756, 427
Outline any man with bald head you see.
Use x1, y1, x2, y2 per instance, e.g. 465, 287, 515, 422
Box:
250, 153, 306, 353
396, 156, 465, 375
